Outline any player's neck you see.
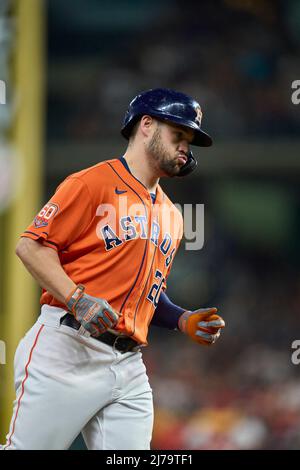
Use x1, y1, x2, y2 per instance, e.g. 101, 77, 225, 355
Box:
123, 151, 159, 193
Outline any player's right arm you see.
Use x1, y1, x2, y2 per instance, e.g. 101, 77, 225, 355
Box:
17, 175, 120, 337
16, 237, 76, 304
16, 238, 120, 337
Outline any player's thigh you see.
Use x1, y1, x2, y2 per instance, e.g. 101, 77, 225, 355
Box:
82, 389, 154, 450
3, 322, 109, 450
4, 374, 86, 450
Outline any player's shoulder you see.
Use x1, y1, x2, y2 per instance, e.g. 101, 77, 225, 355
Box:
61, 159, 121, 194
68, 158, 118, 183
55, 158, 119, 202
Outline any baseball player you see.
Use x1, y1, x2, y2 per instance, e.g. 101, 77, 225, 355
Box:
2, 88, 225, 450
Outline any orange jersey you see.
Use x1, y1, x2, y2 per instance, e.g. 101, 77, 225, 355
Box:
21, 158, 183, 345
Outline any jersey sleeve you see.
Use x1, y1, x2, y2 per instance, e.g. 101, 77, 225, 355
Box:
21, 176, 93, 251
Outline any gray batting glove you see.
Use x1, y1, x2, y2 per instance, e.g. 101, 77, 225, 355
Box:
65, 284, 120, 337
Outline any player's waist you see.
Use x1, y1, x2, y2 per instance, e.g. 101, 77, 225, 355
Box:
40, 302, 151, 346
60, 313, 140, 353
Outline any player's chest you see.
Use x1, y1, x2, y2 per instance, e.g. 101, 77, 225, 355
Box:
94, 191, 180, 265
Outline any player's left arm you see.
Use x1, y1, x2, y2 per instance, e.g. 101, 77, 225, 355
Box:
151, 212, 225, 345
151, 291, 225, 346
178, 306, 225, 346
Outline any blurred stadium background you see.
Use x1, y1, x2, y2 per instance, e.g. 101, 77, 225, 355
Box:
0, 0, 300, 450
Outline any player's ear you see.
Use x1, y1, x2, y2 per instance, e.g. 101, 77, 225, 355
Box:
140, 115, 154, 138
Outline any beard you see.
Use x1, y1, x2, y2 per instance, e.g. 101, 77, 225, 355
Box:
146, 126, 181, 177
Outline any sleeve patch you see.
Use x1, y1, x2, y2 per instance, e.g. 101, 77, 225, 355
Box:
34, 203, 59, 228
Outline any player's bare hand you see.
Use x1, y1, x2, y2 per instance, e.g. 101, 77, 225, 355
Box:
65, 284, 121, 337
178, 307, 225, 346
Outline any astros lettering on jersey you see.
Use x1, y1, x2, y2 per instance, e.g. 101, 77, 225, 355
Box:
22, 159, 183, 345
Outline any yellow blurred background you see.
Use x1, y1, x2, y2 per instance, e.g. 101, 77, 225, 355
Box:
0, 0, 45, 441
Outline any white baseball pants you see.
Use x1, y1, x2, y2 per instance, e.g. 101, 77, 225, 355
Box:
2, 305, 153, 450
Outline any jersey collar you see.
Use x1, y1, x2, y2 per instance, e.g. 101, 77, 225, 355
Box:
117, 157, 164, 205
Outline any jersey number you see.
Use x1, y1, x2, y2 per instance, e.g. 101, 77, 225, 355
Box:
38, 203, 59, 220
147, 269, 165, 308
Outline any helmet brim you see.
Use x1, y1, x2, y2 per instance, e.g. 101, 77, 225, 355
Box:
192, 128, 213, 147
121, 112, 213, 147
153, 114, 212, 147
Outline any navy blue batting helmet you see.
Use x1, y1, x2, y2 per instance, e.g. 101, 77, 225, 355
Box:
121, 88, 212, 147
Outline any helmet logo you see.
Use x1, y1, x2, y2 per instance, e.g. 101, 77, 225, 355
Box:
195, 106, 203, 126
